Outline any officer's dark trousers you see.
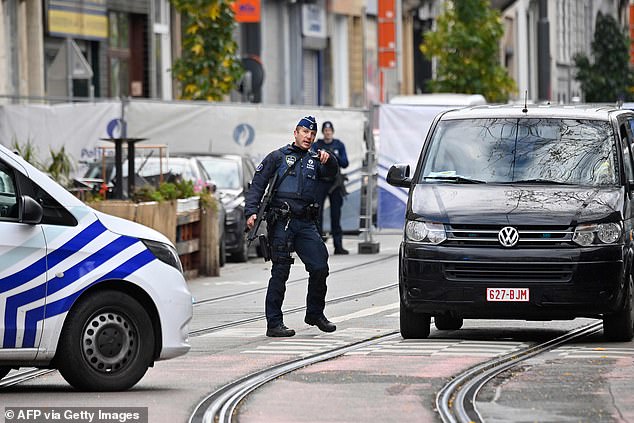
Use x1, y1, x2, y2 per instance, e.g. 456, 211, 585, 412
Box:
317, 184, 345, 250
266, 217, 330, 328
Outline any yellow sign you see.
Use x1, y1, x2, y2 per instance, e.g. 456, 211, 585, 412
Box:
48, 0, 107, 40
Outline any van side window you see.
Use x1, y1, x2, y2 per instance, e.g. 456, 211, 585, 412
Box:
0, 162, 18, 220
622, 122, 634, 183
15, 173, 77, 226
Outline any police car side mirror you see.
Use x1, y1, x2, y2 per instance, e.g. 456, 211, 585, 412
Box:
386, 164, 412, 188
19, 195, 43, 224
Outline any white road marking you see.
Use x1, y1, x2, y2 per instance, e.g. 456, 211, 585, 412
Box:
554, 346, 634, 359
331, 303, 399, 323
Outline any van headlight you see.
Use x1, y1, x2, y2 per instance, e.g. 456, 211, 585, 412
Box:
572, 222, 622, 246
406, 221, 447, 244
142, 239, 184, 273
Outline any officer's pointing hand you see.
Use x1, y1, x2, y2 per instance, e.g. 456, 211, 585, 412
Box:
317, 149, 330, 164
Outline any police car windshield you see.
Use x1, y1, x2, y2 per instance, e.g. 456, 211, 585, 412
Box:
420, 118, 617, 186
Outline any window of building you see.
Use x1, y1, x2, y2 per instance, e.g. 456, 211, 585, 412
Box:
108, 11, 131, 97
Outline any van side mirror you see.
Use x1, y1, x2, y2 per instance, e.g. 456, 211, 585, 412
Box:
19, 195, 43, 224
386, 164, 412, 188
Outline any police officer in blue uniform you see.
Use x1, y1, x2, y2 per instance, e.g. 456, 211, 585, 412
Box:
245, 116, 339, 337
312, 121, 350, 254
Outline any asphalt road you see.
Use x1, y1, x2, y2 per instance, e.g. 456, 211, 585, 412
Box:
2, 232, 633, 423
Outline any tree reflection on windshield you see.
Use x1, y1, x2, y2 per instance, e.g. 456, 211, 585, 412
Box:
420, 118, 616, 186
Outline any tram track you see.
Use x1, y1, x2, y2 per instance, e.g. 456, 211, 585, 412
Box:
188, 320, 604, 423
0, 368, 56, 388
1, 254, 398, 388
189, 282, 397, 337
188, 331, 401, 423
436, 320, 604, 423
192, 254, 397, 306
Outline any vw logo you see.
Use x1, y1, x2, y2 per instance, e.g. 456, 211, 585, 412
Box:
498, 226, 519, 247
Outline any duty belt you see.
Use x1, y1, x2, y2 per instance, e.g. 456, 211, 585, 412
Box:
271, 202, 319, 221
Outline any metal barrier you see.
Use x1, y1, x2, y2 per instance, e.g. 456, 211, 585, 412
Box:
358, 104, 380, 254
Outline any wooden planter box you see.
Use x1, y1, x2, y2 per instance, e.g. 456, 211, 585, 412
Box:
91, 197, 219, 278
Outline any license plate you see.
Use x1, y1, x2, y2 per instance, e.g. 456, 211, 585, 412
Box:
486, 288, 529, 302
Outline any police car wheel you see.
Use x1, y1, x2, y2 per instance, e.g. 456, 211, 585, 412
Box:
0, 366, 11, 380
56, 290, 154, 391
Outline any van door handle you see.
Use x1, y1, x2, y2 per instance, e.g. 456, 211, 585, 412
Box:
55, 272, 64, 278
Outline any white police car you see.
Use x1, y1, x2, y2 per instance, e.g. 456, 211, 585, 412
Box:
0, 143, 192, 391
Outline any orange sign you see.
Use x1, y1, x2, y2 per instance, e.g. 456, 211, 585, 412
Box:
630, 5, 634, 64
378, 21, 395, 50
378, 0, 395, 19
232, 0, 261, 23
378, 0, 396, 69
379, 51, 396, 69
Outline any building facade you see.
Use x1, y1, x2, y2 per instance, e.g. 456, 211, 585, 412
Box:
0, 0, 174, 102
396, 0, 629, 104
500, 0, 627, 103
0, 0, 631, 106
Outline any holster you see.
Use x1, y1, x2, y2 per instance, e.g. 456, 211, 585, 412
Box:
305, 203, 320, 221
258, 234, 272, 262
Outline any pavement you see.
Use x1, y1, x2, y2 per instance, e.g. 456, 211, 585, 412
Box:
186, 229, 402, 303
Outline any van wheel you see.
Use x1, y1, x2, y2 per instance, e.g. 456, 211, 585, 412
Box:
400, 300, 430, 339
603, 275, 634, 342
56, 291, 155, 391
0, 366, 11, 380
434, 314, 463, 331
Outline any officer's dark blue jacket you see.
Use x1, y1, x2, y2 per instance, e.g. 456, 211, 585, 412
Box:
245, 144, 338, 217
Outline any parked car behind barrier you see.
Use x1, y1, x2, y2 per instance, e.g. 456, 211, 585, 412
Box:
191, 154, 258, 262
130, 156, 227, 266
75, 156, 227, 266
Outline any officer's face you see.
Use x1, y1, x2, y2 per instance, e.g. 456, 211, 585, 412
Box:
322, 127, 334, 141
294, 126, 317, 150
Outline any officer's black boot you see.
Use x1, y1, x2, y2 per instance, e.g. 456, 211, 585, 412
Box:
266, 323, 295, 337
333, 236, 349, 255
305, 315, 336, 332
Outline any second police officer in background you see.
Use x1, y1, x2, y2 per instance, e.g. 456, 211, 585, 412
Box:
245, 116, 339, 337
312, 121, 350, 254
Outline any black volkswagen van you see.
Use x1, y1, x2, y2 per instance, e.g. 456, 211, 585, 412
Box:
386, 104, 634, 341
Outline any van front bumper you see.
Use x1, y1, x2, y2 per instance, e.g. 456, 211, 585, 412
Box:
400, 242, 628, 319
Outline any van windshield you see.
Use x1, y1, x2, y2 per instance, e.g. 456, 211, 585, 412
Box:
419, 118, 617, 186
